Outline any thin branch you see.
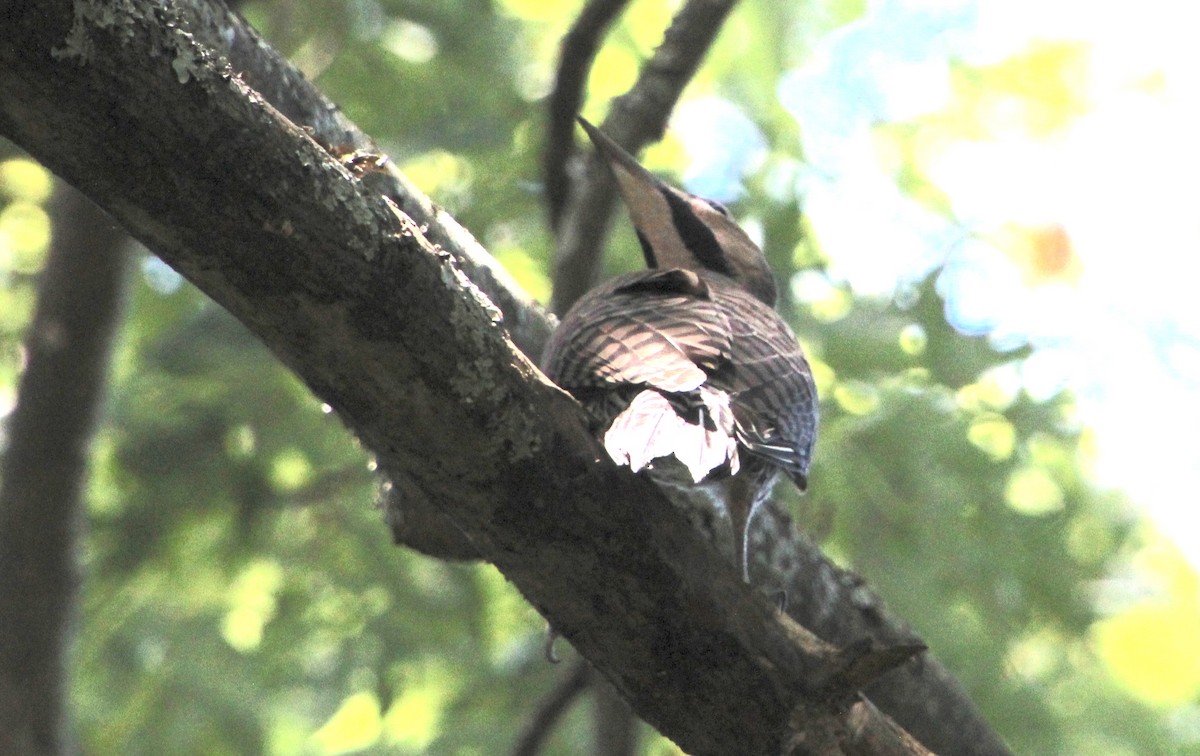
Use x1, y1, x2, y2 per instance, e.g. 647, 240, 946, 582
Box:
0, 184, 129, 754
550, 0, 741, 315
510, 659, 592, 756
591, 677, 639, 756
544, 0, 631, 231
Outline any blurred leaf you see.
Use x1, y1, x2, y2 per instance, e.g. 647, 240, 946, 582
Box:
312, 691, 383, 754
0, 158, 53, 202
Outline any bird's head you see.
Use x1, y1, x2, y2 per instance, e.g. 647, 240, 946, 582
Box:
578, 117, 778, 306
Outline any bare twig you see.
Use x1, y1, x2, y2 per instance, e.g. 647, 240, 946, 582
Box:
549, 0, 741, 314
544, 0, 631, 231
510, 659, 592, 756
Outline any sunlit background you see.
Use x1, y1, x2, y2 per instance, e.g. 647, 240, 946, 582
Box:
684, 0, 1200, 719
1, 0, 1198, 753
585, 0, 1200, 723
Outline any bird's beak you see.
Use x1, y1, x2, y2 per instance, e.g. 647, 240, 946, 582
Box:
575, 117, 778, 305
577, 117, 678, 270
577, 117, 667, 193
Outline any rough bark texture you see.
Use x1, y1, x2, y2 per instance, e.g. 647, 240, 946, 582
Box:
756, 503, 1010, 752
0, 1, 1010, 754
0, 186, 129, 754
166, 0, 550, 562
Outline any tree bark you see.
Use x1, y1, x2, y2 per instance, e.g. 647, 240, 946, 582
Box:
0, 1, 1009, 753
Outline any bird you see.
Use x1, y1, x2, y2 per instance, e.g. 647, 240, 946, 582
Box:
541, 117, 818, 583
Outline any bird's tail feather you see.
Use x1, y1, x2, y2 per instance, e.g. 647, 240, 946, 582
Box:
603, 388, 739, 483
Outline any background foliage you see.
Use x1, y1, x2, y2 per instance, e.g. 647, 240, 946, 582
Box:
1, 0, 1195, 753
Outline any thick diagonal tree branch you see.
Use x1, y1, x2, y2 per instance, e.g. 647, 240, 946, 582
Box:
164, 0, 546, 561
0, 1, 1007, 753
166, 0, 554, 360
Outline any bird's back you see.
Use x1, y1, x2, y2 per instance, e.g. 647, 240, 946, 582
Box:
542, 267, 817, 490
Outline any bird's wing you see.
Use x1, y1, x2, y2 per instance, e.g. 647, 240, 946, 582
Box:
712, 284, 819, 488
542, 269, 818, 488
542, 269, 733, 395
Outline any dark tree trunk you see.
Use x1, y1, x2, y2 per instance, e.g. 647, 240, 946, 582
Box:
0, 185, 129, 754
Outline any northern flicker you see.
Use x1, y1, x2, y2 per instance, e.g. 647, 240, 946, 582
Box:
541, 117, 818, 582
